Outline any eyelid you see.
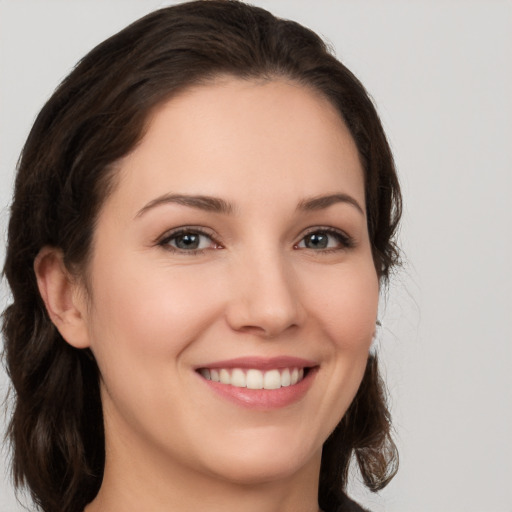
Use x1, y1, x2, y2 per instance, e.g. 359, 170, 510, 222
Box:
295, 226, 355, 250
154, 225, 355, 254
156, 226, 222, 252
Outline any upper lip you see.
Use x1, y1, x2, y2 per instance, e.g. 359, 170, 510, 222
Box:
195, 356, 317, 371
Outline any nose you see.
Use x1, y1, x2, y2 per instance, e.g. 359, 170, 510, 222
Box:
225, 250, 305, 339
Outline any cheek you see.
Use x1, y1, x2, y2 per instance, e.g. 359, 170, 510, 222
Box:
305, 260, 378, 395
290, 260, 379, 441
85, 255, 224, 375
303, 260, 379, 348
84, 258, 228, 439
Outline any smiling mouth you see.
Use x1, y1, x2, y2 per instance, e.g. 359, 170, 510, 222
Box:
197, 367, 310, 390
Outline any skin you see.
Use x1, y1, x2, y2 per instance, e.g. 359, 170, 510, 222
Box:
36, 78, 379, 512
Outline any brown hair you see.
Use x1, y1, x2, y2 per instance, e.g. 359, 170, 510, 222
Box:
2, 2, 401, 511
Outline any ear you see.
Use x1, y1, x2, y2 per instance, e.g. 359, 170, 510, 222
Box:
34, 247, 90, 349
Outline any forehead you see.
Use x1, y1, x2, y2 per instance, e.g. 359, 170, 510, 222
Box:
108, 77, 364, 215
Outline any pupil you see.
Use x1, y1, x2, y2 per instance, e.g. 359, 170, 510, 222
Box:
176, 233, 199, 249
306, 233, 328, 249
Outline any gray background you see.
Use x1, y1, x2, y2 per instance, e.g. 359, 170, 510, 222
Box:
1, 1, 511, 511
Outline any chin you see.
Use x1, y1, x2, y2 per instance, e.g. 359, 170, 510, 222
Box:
199, 431, 321, 486
212, 458, 310, 486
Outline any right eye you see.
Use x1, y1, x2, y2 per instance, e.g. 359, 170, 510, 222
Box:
158, 228, 220, 253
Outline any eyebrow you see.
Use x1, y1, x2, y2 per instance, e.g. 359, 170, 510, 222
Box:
135, 192, 364, 219
135, 194, 235, 218
297, 193, 365, 215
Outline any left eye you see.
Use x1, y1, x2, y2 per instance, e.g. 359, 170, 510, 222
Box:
296, 230, 351, 250
160, 230, 216, 251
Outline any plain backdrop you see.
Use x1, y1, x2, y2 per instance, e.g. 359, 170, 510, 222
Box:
1, 1, 511, 511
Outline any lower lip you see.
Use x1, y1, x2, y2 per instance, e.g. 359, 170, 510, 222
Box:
198, 368, 318, 410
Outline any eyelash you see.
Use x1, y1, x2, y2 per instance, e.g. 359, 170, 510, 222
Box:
295, 227, 355, 253
157, 227, 220, 255
157, 226, 355, 255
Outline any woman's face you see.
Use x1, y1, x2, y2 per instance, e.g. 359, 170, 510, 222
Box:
79, 78, 378, 484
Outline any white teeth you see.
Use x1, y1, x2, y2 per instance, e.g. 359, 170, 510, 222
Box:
263, 369, 281, 390
219, 369, 230, 384
231, 368, 246, 387
199, 367, 307, 389
246, 369, 263, 389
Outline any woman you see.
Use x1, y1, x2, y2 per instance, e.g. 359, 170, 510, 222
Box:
2, 2, 401, 511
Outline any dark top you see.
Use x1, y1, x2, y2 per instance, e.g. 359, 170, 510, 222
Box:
338, 493, 370, 512
323, 492, 370, 512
